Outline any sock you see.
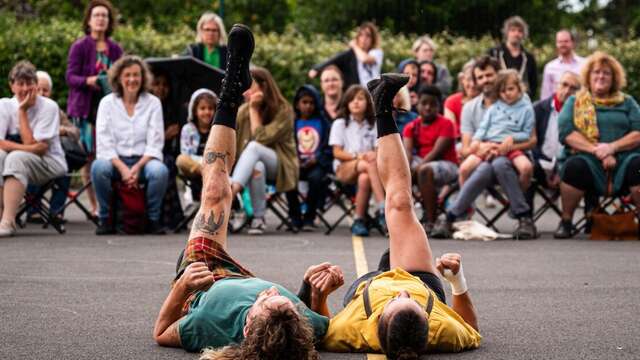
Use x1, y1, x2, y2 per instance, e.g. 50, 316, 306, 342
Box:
375, 112, 399, 138
212, 102, 238, 129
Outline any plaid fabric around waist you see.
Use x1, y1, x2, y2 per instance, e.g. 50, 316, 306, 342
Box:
176, 236, 254, 282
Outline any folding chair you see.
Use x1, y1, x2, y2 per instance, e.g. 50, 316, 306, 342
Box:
173, 175, 202, 233
531, 180, 562, 223
473, 186, 511, 232
55, 177, 99, 227
16, 179, 66, 234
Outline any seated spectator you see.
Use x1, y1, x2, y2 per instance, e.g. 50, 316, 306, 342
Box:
488, 16, 537, 98
431, 56, 537, 240
0, 61, 68, 237
412, 35, 452, 95
530, 71, 581, 193
150, 70, 185, 228
319, 65, 344, 121
444, 60, 479, 136
540, 29, 585, 100
555, 52, 640, 238
183, 12, 228, 70
229, 67, 298, 235
402, 85, 458, 233
286, 85, 333, 231
397, 59, 420, 109
91, 55, 168, 235
418, 60, 438, 89
329, 85, 385, 236
309, 22, 383, 88
176, 89, 216, 181
460, 69, 534, 190
25, 70, 82, 224
393, 85, 418, 132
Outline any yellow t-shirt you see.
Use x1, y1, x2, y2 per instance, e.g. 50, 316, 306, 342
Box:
323, 268, 481, 353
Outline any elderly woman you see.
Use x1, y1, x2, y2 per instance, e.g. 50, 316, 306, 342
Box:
91, 56, 168, 235
66, 0, 123, 219
230, 67, 298, 235
184, 12, 228, 70
309, 22, 383, 88
555, 52, 640, 238
444, 60, 479, 136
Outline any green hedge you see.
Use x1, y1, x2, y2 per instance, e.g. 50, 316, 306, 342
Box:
1, 16, 640, 109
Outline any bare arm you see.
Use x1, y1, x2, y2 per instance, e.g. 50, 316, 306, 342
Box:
565, 131, 597, 154
436, 254, 479, 331
349, 41, 376, 65
451, 292, 479, 331
511, 127, 537, 152
423, 137, 453, 163
403, 136, 414, 165
611, 131, 640, 153
460, 133, 473, 158
0, 139, 48, 155
332, 145, 357, 162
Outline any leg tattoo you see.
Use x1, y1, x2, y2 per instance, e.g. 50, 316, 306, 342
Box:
194, 209, 225, 235
205, 151, 230, 168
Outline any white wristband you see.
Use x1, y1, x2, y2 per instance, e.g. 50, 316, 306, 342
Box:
443, 267, 468, 295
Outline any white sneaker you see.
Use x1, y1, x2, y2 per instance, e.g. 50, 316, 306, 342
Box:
485, 194, 498, 208
229, 210, 247, 233
247, 217, 266, 235
0, 221, 16, 237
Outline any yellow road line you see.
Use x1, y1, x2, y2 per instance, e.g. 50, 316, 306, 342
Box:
351, 235, 388, 360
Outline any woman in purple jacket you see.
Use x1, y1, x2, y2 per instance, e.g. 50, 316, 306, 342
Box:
66, 0, 123, 218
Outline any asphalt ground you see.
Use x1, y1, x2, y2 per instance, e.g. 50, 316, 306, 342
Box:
1, 198, 639, 360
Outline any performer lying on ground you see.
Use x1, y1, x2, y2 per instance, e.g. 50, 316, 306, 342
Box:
320, 74, 482, 359
153, 24, 343, 360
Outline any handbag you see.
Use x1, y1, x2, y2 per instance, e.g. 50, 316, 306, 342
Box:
590, 174, 638, 240
60, 135, 88, 171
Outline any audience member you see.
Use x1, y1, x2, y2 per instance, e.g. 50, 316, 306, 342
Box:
230, 67, 298, 235
444, 60, 479, 136
555, 52, 640, 238
319, 65, 344, 121
176, 89, 216, 181
412, 35, 452, 95
418, 60, 439, 89
460, 70, 534, 190
488, 16, 537, 98
0, 61, 68, 236
286, 85, 333, 231
309, 22, 383, 88
402, 85, 458, 233
431, 56, 537, 240
184, 12, 228, 70
393, 86, 418, 132
66, 0, 123, 219
329, 85, 385, 236
540, 29, 585, 100
397, 59, 420, 109
91, 55, 168, 235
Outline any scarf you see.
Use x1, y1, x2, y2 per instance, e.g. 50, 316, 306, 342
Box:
573, 89, 625, 143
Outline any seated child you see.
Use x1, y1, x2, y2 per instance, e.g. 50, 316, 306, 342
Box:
459, 69, 534, 189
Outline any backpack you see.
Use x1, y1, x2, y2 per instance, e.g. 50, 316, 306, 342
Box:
110, 182, 146, 234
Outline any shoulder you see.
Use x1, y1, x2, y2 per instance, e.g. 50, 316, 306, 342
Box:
331, 118, 346, 129
99, 93, 116, 108
435, 115, 454, 129
142, 92, 162, 107
533, 96, 552, 110
38, 96, 60, 112
106, 37, 122, 51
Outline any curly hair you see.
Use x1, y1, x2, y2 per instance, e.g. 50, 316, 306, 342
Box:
200, 303, 318, 360
377, 306, 429, 360
108, 55, 152, 98
581, 51, 627, 95
82, 0, 117, 37
501, 15, 529, 41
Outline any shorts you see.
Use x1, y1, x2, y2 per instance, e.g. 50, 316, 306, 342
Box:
175, 236, 254, 282
412, 158, 459, 187
335, 159, 360, 184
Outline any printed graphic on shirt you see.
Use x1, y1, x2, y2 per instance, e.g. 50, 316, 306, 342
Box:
297, 125, 320, 159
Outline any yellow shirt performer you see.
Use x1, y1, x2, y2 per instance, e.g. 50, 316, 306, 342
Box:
307, 74, 481, 359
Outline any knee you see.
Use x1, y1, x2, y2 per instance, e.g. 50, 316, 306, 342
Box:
357, 172, 370, 187
519, 161, 534, 176
252, 161, 265, 179
491, 157, 511, 172
202, 178, 232, 208
145, 160, 169, 181
417, 163, 433, 179
91, 159, 113, 178
387, 189, 414, 213
245, 141, 261, 153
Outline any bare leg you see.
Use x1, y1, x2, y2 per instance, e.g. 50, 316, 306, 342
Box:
416, 163, 437, 224
354, 172, 372, 218
1, 177, 26, 225
512, 155, 533, 190
378, 133, 436, 273
82, 162, 98, 215
363, 157, 385, 204
559, 181, 583, 222
458, 154, 482, 186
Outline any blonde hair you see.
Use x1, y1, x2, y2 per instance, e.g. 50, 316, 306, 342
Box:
581, 51, 626, 94
493, 69, 526, 100
412, 35, 437, 54
36, 70, 53, 89
356, 22, 381, 49
196, 12, 227, 45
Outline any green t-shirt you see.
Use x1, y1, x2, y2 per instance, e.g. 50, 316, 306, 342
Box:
178, 277, 329, 352
203, 46, 221, 69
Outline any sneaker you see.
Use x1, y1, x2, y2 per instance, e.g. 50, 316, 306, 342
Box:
219, 24, 255, 107
301, 219, 316, 232
367, 73, 410, 116
229, 209, 247, 233
485, 194, 498, 208
514, 217, 537, 240
247, 217, 267, 235
147, 220, 167, 235
95, 220, 115, 236
0, 221, 16, 237
553, 219, 573, 239
351, 218, 369, 237
430, 218, 453, 239
376, 211, 387, 233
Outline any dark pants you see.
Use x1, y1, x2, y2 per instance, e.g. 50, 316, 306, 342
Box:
27, 176, 71, 217
286, 165, 330, 226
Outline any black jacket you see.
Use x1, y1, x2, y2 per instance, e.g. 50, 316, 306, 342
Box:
312, 49, 360, 89
532, 96, 554, 161
183, 43, 228, 70
488, 44, 538, 98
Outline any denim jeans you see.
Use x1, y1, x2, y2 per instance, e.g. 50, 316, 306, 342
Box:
27, 176, 71, 216
90, 156, 169, 222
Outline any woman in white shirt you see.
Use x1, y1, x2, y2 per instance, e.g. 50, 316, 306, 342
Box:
91, 55, 168, 235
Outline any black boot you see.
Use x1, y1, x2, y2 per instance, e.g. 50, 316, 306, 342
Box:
553, 219, 573, 239
367, 73, 410, 117
219, 24, 254, 107
147, 220, 166, 235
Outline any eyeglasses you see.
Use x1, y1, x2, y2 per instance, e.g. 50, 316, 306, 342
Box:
202, 28, 219, 33
560, 82, 580, 92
